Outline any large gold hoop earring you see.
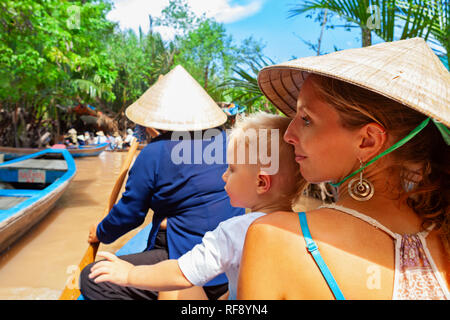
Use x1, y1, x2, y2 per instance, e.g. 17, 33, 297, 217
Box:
347, 160, 374, 201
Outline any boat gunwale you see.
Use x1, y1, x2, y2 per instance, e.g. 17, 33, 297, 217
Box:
0, 143, 108, 158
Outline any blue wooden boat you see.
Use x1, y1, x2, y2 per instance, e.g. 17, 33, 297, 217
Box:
0, 143, 108, 161
66, 142, 109, 158
114, 223, 152, 256
0, 149, 76, 253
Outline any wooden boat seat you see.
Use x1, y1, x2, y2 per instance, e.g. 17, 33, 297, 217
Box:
0, 159, 68, 171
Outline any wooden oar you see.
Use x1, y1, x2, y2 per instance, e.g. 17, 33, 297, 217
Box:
59, 137, 140, 300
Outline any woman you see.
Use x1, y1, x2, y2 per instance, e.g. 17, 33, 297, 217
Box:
238, 38, 449, 299
80, 65, 244, 300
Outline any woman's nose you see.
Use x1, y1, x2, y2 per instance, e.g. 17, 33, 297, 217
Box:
284, 120, 299, 145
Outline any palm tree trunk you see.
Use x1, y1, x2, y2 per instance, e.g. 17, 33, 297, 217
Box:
361, 27, 372, 47
204, 63, 209, 90
317, 9, 328, 55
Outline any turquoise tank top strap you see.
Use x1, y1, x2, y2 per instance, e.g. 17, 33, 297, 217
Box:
298, 212, 345, 300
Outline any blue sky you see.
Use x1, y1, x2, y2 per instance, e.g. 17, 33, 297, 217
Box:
106, 0, 367, 64
222, 0, 365, 62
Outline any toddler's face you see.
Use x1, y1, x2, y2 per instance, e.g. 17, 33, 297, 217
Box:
222, 144, 259, 209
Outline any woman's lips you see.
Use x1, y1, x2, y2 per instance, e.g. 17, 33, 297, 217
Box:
295, 155, 307, 162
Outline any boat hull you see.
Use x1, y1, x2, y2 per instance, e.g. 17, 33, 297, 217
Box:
0, 143, 108, 160
0, 149, 76, 254
68, 143, 109, 157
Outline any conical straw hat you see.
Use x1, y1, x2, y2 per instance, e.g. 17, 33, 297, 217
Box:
258, 38, 450, 127
125, 65, 227, 131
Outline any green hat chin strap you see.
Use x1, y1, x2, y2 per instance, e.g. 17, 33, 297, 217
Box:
330, 117, 449, 188
433, 118, 450, 145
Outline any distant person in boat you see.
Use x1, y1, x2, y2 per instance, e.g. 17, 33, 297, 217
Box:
84, 132, 93, 145
77, 135, 86, 146
106, 133, 116, 150
113, 132, 123, 150
88, 112, 307, 300
123, 128, 134, 148
237, 38, 450, 300
65, 128, 78, 146
79, 65, 245, 300
93, 131, 107, 144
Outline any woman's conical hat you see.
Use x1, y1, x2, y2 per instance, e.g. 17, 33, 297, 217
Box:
125, 65, 227, 131
258, 38, 450, 127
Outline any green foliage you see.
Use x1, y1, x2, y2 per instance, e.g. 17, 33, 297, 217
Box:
397, 0, 449, 61
0, 0, 117, 107
0, 0, 120, 146
154, 0, 199, 34
0, 0, 277, 146
174, 19, 234, 91
429, 0, 449, 59
154, 0, 270, 109
107, 25, 177, 115
289, 0, 437, 47
217, 54, 279, 114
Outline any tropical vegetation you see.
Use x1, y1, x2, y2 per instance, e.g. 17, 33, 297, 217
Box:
0, 0, 447, 148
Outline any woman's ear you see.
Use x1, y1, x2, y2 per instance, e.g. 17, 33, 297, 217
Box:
357, 122, 387, 162
256, 171, 271, 195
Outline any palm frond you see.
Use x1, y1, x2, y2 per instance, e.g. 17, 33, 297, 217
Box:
72, 78, 107, 100
397, 0, 448, 55
289, 0, 437, 43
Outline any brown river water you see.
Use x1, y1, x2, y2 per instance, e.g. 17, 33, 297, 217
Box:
0, 151, 152, 299
0, 150, 322, 300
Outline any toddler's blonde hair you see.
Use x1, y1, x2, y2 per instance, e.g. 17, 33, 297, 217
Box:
228, 111, 307, 208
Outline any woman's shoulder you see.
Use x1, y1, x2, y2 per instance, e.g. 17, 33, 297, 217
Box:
247, 206, 391, 256
249, 207, 342, 233
241, 208, 344, 299
246, 209, 322, 248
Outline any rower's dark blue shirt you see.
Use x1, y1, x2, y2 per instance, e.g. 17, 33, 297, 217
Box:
97, 129, 244, 286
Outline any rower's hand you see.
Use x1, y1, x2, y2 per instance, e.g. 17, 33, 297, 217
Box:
88, 223, 100, 244
89, 251, 133, 286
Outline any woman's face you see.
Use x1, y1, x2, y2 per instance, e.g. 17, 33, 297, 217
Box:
283, 76, 358, 184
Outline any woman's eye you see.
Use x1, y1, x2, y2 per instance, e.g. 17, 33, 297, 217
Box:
301, 116, 311, 126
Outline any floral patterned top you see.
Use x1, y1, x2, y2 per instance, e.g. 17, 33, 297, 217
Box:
320, 204, 449, 300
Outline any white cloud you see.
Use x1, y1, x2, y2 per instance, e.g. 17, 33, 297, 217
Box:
106, 0, 167, 34
106, 0, 263, 39
188, 0, 263, 23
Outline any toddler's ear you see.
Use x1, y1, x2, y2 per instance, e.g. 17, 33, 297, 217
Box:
256, 171, 271, 194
